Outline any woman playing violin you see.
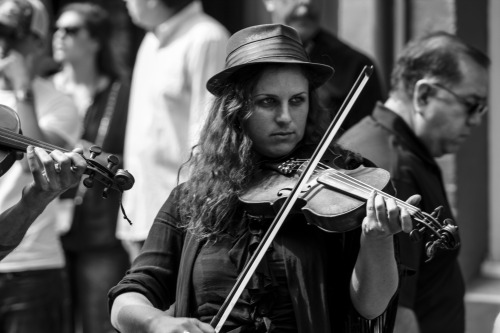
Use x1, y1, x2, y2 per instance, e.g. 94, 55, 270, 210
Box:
109, 24, 420, 333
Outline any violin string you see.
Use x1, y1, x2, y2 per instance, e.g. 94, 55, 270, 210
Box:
321, 171, 444, 230
322, 171, 420, 213
0, 127, 68, 153
295, 158, 419, 212
293, 158, 442, 228
0, 127, 62, 152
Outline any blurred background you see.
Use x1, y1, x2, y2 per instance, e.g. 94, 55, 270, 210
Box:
38, 0, 500, 331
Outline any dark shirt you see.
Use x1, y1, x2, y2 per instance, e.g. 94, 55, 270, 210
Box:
338, 103, 465, 333
192, 220, 297, 332
305, 29, 384, 131
108, 150, 400, 332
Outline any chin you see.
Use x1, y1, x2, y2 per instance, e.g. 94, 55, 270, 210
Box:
442, 145, 461, 156
261, 145, 295, 159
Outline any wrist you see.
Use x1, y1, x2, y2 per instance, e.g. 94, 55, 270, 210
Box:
360, 233, 395, 253
21, 183, 54, 212
14, 85, 34, 103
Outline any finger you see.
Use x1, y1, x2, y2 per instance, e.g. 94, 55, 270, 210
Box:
192, 319, 215, 333
366, 190, 376, 218
27, 146, 47, 188
35, 149, 62, 184
400, 206, 413, 233
66, 151, 87, 177
405, 194, 421, 207
385, 196, 400, 226
71, 147, 84, 155
374, 191, 387, 223
50, 149, 72, 174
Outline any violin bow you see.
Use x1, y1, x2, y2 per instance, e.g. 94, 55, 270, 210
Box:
210, 66, 374, 332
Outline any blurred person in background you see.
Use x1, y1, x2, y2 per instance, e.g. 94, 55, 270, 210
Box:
339, 31, 489, 333
262, 0, 384, 131
0, 0, 81, 332
51, 2, 131, 333
116, 0, 228, 261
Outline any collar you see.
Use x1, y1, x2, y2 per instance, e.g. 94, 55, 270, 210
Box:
371, 102, 438, 166
154, 1, 202, 42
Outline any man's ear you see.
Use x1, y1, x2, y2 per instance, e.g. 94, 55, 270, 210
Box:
262, 0, 275, 12
413, 80, 434, 113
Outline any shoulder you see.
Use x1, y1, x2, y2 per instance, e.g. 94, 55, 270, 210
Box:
153, 184, 187, 230
182, 13, 229, 42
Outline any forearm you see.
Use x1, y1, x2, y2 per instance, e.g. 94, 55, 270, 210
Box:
111, 292, 166, 333
0, 183, 55, 259
350, 235, 399, 319
394, 306, 420, 333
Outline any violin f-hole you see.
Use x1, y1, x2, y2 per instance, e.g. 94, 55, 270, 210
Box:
277, 185, 311, 197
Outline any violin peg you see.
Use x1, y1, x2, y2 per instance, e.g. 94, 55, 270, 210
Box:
409, 229, 422, 243
430, 206, 443, 219
89, 145, 102, 159
83, 172, 95, 188
106, 154, 120, 171
83, 176, 94, 188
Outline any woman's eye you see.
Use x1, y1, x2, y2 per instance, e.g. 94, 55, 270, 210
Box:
290, 96, 305, 105
256, 97, 276, 107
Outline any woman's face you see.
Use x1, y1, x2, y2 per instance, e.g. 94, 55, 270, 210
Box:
52, 11, 98, 63
244, 64, 309, 159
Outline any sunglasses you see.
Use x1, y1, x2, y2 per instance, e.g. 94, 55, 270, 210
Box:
427, 82, 488, 118
54, 25, 84, 36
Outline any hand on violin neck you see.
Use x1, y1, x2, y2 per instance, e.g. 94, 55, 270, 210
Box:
361, 191, 421, 241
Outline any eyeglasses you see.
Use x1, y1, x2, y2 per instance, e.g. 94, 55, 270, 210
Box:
427, 82, 488, 118
54, 26, 84, 36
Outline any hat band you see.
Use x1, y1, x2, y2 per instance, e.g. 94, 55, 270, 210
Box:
225, 36, 310, 68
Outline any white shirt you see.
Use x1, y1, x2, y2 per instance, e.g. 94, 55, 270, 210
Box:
116, 1, 228, 241
0, 77, 80, 272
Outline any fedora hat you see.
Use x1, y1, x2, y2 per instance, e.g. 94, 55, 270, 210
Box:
206, 23, 334, 96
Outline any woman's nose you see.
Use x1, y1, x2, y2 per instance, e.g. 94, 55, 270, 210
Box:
276, 104, 292, 124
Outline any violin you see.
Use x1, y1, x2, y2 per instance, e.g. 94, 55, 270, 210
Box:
0, 104, 134, 197
240, 144, 460, 259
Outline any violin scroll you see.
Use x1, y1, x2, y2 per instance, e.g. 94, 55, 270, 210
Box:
410, 205, 460, 261
81, 145, 135, 198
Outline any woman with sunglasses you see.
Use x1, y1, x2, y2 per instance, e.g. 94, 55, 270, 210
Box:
109, 23, 421, 333
51, 3, 130, 333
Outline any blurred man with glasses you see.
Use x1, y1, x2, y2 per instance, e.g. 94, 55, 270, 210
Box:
339, 31, 489, 333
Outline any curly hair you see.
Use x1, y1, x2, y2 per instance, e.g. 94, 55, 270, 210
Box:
178, 63, 332, 240
390, 31, 490, 98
